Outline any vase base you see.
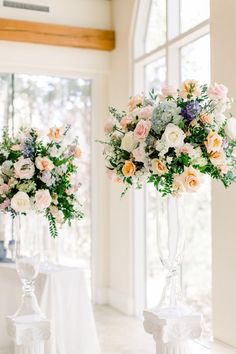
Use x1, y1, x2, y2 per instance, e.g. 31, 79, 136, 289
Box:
156, 340, 192, 354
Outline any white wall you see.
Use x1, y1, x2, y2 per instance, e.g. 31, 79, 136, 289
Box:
0, 0, 112, 306
107, 0, 136, 314
0, 0, 111, 29
211, 0, 236, 347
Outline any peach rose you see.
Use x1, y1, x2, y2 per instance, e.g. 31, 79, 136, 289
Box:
11, 144, 21, 151
139, 105, 154, 120
210, 150, 226, 166
205, 131, 223, 153
104, 118, 114, 134
36, 156, 54, 172
180, 80, 201, 99
48, 127, 63, 142
208, 83, 228, 101
120, 116, 133, 130
122, 161, 136, 177
152, 159, 168, 175
74, 146, 82, 158
134, 119, 151, 141
35, 189, 52, 210
181, 166, 201, 192
128, 95, 144, 112
200, 114, 213, 125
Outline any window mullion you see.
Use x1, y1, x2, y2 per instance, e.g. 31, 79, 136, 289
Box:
167, 0, 180, 86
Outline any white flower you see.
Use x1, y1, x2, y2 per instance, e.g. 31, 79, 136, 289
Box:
225, 117, 236, 140
40, 172, 55, 187
48, 146, 61, 158
166, 156, 173, 164
162, 123, 185, 148
132, 144, 146, 163
35, 189, 52, 210
215, 113, 226, 126
14, 157, 35, 180
120, 132, 138, 152
232, 147, 236, 159
56, 164, 67, 176
195, 157, 208, 166
11, 191, 30, 212
1, 160, 13, 176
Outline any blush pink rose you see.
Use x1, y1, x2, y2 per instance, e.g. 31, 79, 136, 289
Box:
208, 83, 228, 101
160, 84, 177, 100
139, 106, 154, 120
35, 189, 52, 210
120, 116, 132, 130
132, 145, 146, 162
0, 198, 10, 210
104, 118, 114, 134
134, 119, 151, 141
0, 184, 10, 195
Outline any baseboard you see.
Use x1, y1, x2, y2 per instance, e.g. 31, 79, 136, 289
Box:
108, 288, 134, 315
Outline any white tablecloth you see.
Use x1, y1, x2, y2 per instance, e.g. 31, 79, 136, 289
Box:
0, 263, 101, 354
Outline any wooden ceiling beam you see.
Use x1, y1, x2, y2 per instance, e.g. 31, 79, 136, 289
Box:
0, 17, 115, 51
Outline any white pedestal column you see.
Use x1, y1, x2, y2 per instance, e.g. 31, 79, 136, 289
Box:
6, 315, 50, 354
143, 309, 202, 354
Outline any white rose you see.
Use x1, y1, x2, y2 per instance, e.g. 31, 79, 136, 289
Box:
163, 123, 185, 148
215, 113, 226, 126
120, 132, 138, 152
35, 189, 52, 210
225, 117, 236, 140
1, 160, 13, 176
232, 147, 236, 159
14, 157, 35, 180
11, 191, 30, 212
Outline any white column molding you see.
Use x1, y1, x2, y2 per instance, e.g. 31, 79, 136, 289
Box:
143, 310, 202, 354
6, 316, 50, 354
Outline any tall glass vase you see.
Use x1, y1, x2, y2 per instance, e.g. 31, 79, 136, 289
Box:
156, 195, 188, 315
11, 213, 45, 320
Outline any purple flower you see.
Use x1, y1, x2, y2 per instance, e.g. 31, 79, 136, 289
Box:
23, 138, 35, 158
181, 101, 202, 123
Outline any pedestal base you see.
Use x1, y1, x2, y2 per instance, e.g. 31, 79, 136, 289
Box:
143, 308, 202, 354
156, 340, 191, 354
6, 315, 50, 354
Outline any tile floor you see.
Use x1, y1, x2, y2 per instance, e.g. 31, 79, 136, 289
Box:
94, 306, 236, 354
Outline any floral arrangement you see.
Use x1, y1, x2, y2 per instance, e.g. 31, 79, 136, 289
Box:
0, 126, 83, 237
102, 80, 236, 196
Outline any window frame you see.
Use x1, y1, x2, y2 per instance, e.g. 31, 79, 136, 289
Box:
133, 0, 210, 317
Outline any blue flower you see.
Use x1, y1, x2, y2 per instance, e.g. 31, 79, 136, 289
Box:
181, 100, 202, 123
23, 138, 35, 158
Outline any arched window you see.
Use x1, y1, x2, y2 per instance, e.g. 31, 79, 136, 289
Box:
133, 0, 211, 344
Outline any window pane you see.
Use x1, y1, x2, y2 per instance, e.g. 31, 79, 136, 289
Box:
181, 0, 210, 33
181, 34, 210, 84
145, 0, 166, 53
145, 57, 166, 307
145, 57, 166, 93
0, 74, 92, 285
